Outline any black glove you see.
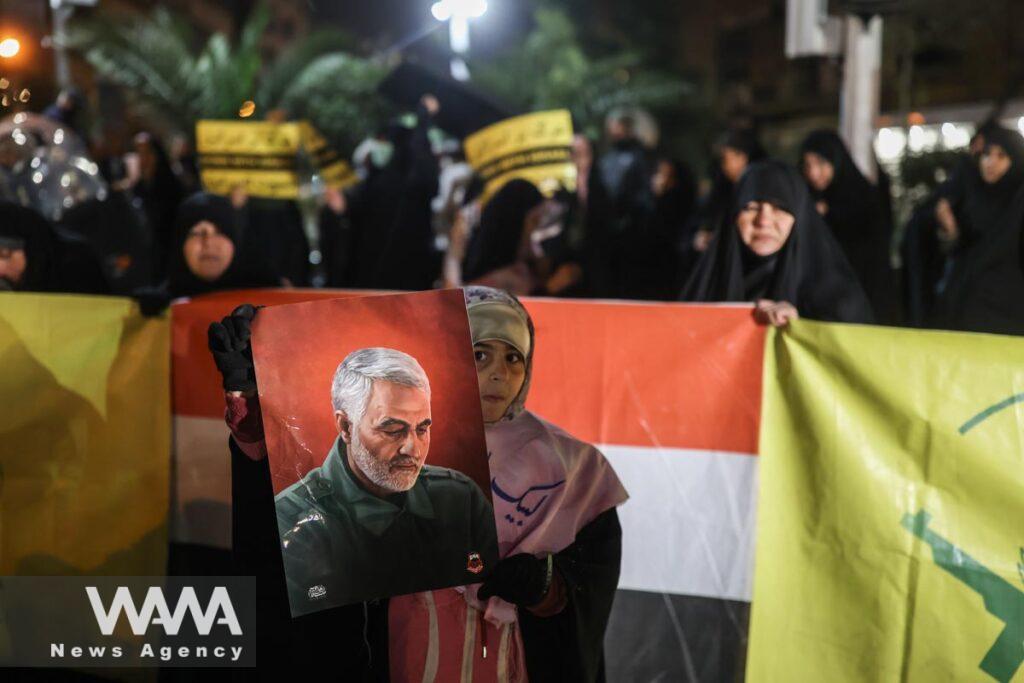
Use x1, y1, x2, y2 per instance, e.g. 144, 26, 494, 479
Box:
208, 303, 260, 393
476, 553, 552, 607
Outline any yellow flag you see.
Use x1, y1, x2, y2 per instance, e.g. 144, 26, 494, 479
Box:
464, 109, 576, 202
0, 293, 170, 576
748, 320, 1024, 683
196, 119, 357, 199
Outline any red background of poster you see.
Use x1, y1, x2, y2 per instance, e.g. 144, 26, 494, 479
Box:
251, 289, 491, 497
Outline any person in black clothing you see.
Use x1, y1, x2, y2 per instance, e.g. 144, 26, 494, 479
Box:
682, 160, 873, 324
231, 191, 312, 288
165, 193, 281, 299
341, 96, 441, 291
686, 128, 766, 273
593, 113, 654, 297
629, 156, 697, 300
800, 130, 897, 321
130, 132, 184, 281
900, 122, 999, 326
58, 193, 154, 294
462, 178, 545, 286
0, 201, 108, 295
931, 126, 1024, 335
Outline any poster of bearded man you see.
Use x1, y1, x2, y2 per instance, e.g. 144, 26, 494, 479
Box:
251, 289, 498, 615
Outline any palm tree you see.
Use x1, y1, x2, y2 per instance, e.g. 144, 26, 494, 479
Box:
68, 3, 388, 151
470, 6, 691, 140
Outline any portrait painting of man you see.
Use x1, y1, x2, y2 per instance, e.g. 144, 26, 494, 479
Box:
251, 290, 498, 615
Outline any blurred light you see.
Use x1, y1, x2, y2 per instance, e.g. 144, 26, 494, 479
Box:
874, 127, 906, 161
12, 112, 25, 124
431, 3, 450, 20
907, 125, 939, 153
238, 100, 256, 118
29, 156, 40, 168
907, 111, 926, 126
17, 88, 28, 103
53, 128, 64, 145
60, 172, 72, 188
940, 122, 970, 149
0, 38, 20, 59
12, 131, 26, 145
432, 0, 488, 22
31, 171, 42, 184
1018, 116, 1024, 136
0, 77, 8, 89
1, 94, 8, 107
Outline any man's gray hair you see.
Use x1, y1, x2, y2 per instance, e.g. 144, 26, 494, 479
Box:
331, 347, 431, 424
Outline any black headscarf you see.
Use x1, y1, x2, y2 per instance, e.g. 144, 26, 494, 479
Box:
0, 201, 109, 295
934, 127, 1024, 334
681, 160, 874, 323
956, 126, 1024, 245
689, 128, 766, 234
799, 130, 895, 320
0, 202, 55, 291
165, 193, 279, 298
462, 179, 544, 283
345, 104, 440, 290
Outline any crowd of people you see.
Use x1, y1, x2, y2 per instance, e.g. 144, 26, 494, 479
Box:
2, 93, 1023, 337
4, 86, 1024, 682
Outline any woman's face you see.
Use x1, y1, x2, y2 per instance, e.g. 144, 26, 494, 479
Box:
0, 246, 27, 288
720, 147, 749, 183
474, 339, 527, 424
980, 144, 1012, 184
736, 200, 796, 257
183, 221, 234, 282
802, 152, 834, 193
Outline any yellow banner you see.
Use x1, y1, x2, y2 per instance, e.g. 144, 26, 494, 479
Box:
196, 120, 357, 199
0, 293, 170, 576
748, 321, 1024, 682
464, 110, 576, 201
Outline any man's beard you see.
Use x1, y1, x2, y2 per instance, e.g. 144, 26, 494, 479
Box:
349, 432, 422, 493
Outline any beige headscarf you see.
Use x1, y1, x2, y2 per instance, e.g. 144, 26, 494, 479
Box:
464, 286, 534, 421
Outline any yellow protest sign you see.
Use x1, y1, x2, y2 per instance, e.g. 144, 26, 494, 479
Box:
0, 293, 170, 576
464, 109, 576, 201
748, 320, 1024, 682
196, 120, 357, 199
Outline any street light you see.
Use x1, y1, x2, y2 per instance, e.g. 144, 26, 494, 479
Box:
431, 0, 488, 81
0, 38, 20, 59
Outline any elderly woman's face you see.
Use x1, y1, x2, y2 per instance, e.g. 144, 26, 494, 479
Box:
802, 152, 834, 193
474, 340, 526, 424
183, 221, 234, 281
980, 144, 1012, 184
736, 200, 795, 257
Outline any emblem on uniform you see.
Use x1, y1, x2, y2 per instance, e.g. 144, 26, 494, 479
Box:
307, 584, 327, 600
467, 551, 484, 574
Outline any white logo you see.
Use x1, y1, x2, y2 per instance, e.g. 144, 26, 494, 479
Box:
307, 584, 327, 600
85, 586, 242, 636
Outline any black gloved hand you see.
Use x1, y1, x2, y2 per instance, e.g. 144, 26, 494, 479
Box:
476, 553, 552, 607
208, 304, 260, 393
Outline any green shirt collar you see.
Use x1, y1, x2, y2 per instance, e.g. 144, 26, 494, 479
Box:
322, 437, 435, 535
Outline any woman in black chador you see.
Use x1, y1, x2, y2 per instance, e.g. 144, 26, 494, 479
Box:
682, 160, 873, 324
799, 130, 895, 321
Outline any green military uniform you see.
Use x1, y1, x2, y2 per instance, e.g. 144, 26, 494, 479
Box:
275, 436, 498, 615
